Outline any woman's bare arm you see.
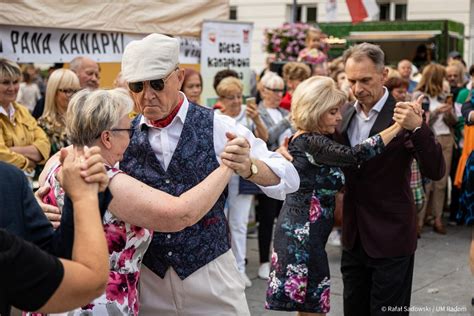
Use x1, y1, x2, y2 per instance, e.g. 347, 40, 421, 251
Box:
109, 165, 233, 232
37, 148, 109, 313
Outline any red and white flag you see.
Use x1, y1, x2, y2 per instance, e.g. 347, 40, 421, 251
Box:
346, 0, 379, 24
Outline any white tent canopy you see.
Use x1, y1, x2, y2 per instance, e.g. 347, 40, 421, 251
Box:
1, 0, 229, 37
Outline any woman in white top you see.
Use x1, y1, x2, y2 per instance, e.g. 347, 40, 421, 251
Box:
258, 72, 292, 151
17, 69, 41, 113
254, 72, 293, 280
214, 76, 268, 287
413, 63, 457, 235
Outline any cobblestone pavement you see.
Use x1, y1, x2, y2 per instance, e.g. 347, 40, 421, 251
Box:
245, 224, 473, 316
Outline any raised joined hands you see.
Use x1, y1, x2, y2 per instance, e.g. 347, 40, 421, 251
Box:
393, 95, 424, 131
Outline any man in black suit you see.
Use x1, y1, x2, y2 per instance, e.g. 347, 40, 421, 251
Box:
0, 161, 54, 248
337, 43, 445, 315
0, 147, 108, 253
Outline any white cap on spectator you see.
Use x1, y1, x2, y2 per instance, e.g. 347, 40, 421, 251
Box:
122, 33, 179, 83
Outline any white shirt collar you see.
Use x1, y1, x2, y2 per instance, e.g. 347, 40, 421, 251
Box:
139, 91, 189, 128
0, 103, 15, 121
353, 87, 389, 115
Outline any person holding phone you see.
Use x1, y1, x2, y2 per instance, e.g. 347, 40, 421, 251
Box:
215, 76, 269, 287
413, 64, 458, 235
246, 96, 269, 142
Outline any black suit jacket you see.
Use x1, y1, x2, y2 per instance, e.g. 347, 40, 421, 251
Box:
0, 161, 111, 258
335, 94, 445, 258
0, 161, 55, 249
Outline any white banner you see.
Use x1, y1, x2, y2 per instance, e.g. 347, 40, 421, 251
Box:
179, 36, 201, 65
200, 20, 253, 107
0, 25, 201, 64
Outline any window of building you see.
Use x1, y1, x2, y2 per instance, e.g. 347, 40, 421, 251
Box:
395, 4, 407, 20
306, 7, 318, 23
288, 4, 318, 23
379, 3, 390, 21
376, 1, 407, 21
229, 6, 237, 20
296, 5, 302, 22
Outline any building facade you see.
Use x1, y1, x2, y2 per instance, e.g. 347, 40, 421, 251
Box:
229, 0, 473, 71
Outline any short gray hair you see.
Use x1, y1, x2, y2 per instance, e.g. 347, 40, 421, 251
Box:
69, 56, 97, 73
66, 88, 133, 146
0, 58, 21, 80
260, 71, 284, 90
69, 56, 84, 73
342, 43, 385, 71
397, 59, 412, 68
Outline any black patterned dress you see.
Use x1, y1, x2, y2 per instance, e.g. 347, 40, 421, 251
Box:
265, 132, 385, 313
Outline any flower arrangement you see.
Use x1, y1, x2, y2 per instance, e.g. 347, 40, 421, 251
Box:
264, 23, 330, 63
263, 23, 310, 61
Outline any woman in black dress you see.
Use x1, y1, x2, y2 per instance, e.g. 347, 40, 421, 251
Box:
265, 76, 403, 315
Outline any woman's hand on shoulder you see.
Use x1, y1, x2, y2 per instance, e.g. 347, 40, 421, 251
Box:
276, 137, 293, 162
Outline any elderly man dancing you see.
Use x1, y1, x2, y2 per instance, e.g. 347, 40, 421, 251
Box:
120, 34, 299, 316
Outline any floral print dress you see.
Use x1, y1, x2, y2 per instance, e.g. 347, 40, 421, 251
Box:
266, 133, 385, 313
43, 164, 153, 316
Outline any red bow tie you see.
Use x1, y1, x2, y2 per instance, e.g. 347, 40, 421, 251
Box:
150, 97, 184, 128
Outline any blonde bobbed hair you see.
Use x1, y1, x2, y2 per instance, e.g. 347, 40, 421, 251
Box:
66, 88, 134, 147
0, 58, 21, 81
41, 69, 80, 125
216, 76, 243, 98
291, 76, 347, 132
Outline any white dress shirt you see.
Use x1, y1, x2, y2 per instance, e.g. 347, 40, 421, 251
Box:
348, 88, 389, 146
137, 93, 299, 200
215, 105, 255, 132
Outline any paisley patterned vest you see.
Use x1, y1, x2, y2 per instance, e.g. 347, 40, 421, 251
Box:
121, 103, 229, 279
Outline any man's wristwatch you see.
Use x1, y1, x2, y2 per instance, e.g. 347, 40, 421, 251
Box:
244, 159, 258, 180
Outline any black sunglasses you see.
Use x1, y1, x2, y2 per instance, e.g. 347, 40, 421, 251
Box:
128, 68, 178, 93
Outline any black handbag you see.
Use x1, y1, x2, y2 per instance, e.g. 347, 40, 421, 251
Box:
238, 177, 262, 195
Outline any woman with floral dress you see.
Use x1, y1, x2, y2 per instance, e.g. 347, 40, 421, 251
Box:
39, 88, 234, 316
265, 76, 402, 315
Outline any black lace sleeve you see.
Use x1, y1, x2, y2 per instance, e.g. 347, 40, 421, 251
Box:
294, 133, 385, 167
